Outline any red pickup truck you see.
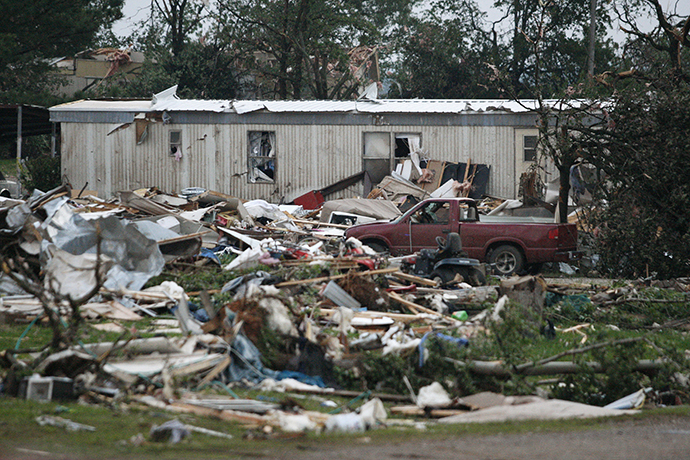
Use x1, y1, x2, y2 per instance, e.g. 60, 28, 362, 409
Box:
345, 198, 581, 276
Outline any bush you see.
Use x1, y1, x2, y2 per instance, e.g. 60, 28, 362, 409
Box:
583, 83, 690, 279
19, 155, 61, 193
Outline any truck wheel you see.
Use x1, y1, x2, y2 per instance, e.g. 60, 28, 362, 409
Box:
489, 245, 524, 276
363, 240, 388, 254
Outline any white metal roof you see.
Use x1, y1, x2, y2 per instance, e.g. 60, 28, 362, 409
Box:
233, 100, 357, 114
50, 86, 589, 115
50, 99, 151, 112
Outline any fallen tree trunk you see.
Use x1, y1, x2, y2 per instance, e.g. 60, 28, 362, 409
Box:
447, 336, 664, 377
453, 359, 664, 377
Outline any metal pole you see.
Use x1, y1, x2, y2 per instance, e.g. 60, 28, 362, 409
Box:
51, 122, 57, 157
16, 105, 22, 180
588, 0, 596, 75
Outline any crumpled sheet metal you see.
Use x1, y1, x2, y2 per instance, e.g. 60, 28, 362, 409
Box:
1, 202, 31, 235
0, 273, 30, 295
131, 219, 202, 263
438, 397, 638, 424
43, 246, 114, 299
39, 202, 165, 295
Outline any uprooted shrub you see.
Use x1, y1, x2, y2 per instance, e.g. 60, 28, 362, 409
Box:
550, 338, 648, 406
334, 298, 690, 404
581, 82, 690, 279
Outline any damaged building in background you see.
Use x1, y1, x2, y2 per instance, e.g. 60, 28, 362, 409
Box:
50, 48, 145, 98
49, 86, 566, 204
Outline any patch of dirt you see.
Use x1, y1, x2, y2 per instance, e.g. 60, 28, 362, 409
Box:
267, 415, 690, 460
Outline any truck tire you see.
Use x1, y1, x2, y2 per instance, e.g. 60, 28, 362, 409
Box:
363, 240, 388, 254
489, 245, 524, 276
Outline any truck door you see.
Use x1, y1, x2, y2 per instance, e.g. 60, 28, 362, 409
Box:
456, 201, 482, 259
408, 201, 453, 252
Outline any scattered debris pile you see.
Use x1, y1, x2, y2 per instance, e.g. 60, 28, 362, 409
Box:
1, 181, 688, 442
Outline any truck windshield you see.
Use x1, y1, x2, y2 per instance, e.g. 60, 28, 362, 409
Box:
394, 201, 451, 224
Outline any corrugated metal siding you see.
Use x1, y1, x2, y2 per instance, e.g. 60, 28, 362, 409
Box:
420, 125, 516, 199
62, 121, 524, 201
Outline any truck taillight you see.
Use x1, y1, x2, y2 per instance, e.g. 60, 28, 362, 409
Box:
548, 228, 559, 240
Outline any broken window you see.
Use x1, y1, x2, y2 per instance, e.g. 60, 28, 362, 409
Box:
363, 132, 391, 193
169, 130, 182, 157
523, 135, 537, 162
395, 133, 421, 158
248, 131, 276, 183
410, 201, 450, 224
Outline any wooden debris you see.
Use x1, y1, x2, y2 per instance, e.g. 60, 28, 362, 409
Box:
390, 405, 468, 418
197, 355, 232, 387
170, 355, 227, 378
134, 396, 270, 424
391, 271, 439, 287
291, 219, 350, 229
387, 291, 445, 317
275, 267, 398, 287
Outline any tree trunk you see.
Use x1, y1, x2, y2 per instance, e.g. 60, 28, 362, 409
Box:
587, 0, 596, 75
465, 359, 662, 377
558, 161, 572, 223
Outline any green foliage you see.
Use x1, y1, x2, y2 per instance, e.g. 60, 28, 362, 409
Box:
476, 301, 549, 395
0, 158, 15, 179
255, 326, 289, 370
19, 155, 61, 193
338, 352, 412, 394
583, 83, 690, 279
215, 0, 382, 100
145, 268, 239, 292
593, 290, 690, 329
274, 263, 327, 282
613, 0, 690, 80
95, 40, 247, 100
386, 7, 501, 99
551, 338, 648, 406
545, 292, 595, 323
0, 0, 124, 105
335, 329, 488, 396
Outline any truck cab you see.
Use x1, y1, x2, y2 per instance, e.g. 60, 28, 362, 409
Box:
345, 197, 581, 276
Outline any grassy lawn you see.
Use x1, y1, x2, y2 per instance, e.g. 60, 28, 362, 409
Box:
3, 261, 690, 458
0, 158, 18, 179
1, 396, 689, 460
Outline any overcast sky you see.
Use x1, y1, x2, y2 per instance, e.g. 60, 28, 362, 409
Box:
113, 0, 151, 36
112, 0, 687, 44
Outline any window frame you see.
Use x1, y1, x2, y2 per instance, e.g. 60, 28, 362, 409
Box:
523, 135, 538, 162
169, 129, 182, 157
247, 130, 276, 184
